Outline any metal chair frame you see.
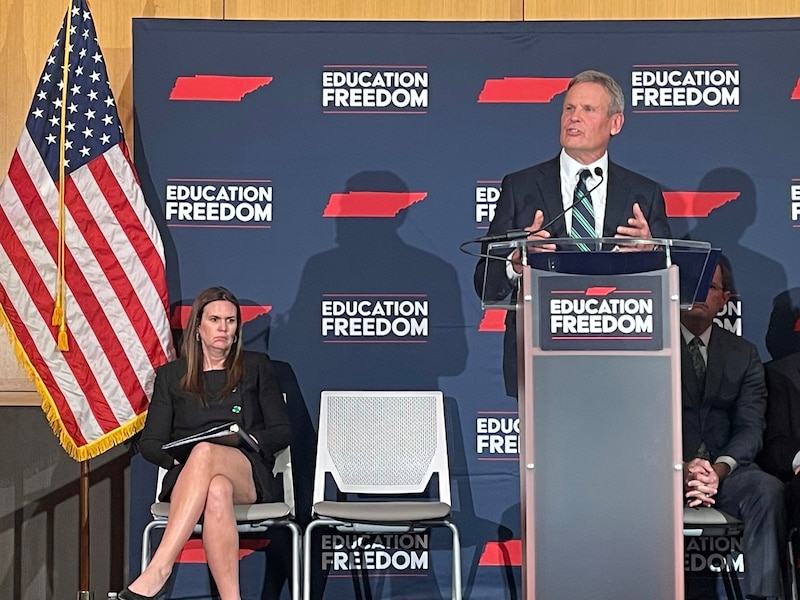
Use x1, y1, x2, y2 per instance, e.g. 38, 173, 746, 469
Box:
788, 527, 799, 600
302, 390, 461, 600
141, 444, 301, 600
683, 506, 744, 600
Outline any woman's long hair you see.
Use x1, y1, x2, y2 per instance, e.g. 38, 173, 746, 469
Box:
179, 286, 244, 402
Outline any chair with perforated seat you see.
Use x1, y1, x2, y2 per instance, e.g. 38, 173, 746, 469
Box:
302, 390, 461, 600
141, 444, 301, 600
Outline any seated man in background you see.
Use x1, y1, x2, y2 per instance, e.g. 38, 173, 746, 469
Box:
758, 350, 800, 531
682, 261, 787, 600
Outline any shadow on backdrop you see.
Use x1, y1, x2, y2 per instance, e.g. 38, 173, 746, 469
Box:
767, 288, 800, 361
269, 171, 492, 599
680, 168, 786, 360
239, 304, 316, 600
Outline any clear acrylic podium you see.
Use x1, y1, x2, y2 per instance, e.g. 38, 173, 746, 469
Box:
480, 237, 717, 600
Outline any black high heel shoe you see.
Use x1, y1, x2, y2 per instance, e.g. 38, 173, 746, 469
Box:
118, 582, 168, 600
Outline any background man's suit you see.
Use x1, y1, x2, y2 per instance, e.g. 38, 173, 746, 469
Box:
473, 155, 671, 397
683, 325, 786, 598
758, 351, 800, 530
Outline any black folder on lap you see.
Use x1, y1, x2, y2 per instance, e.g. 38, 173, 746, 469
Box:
162, 422, 259, 462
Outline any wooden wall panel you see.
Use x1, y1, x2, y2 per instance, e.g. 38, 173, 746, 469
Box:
0, 0, 223, 403
0, 343, 38, 405
226, 0, 523, 21
91, 0, 223, 145
0, 0, 223, 185
526, 0, 800, 20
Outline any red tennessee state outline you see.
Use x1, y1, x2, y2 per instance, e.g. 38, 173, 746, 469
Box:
478, 309, 507, 332
585, 287, 617, 297
478, 540, 522, 566
663, 191, 740, 218
176, 539, 269, 563
478, 77, 571, 103
322, 191, 427, 217
791, 78, 800, 100
170, 305, 272, 329
169, 75, 273, 102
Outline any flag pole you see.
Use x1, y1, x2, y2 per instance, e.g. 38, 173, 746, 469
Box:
58, 1, 89, 596
78, 459, 92, 600
1, 0, 174, 588
53, 0, 74, 351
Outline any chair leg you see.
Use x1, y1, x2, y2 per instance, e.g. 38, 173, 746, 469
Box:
719, 549, 744, 600
286, 521, 302, 600
789, 530, 799, 600
141, 521, 165, 573
303, 520, 323, 600
445, 521, 462, 600
352, 563, 371, 600
302, 520, 461, 600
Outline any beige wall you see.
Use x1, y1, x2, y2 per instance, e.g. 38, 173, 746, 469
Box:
1, 0, 798, 406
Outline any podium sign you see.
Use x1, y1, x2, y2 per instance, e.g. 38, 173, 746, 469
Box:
538, 273, 664, 351
478, 238, 715, 600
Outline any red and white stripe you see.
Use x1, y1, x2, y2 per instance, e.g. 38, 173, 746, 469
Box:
0, 129, 174, 458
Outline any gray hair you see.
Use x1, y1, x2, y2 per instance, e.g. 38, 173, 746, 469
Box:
568, 70, 625, 117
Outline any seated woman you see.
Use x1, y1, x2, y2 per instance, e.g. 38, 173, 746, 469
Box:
120, 286, 291, 600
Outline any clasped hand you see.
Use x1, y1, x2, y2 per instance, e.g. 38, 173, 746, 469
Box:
684, 458, 719, 507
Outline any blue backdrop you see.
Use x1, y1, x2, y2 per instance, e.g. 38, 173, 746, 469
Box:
131, 18, 800, 599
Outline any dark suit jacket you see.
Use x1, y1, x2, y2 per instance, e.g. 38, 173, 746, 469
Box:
139, 351, 292, 502
473, 155, 671, 396
681, 325, 767, 465
757, 352, 800, 481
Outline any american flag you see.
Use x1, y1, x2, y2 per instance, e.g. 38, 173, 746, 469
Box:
0, 0, 174, 460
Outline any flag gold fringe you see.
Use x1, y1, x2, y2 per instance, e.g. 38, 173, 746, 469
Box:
0, 302, 147, 461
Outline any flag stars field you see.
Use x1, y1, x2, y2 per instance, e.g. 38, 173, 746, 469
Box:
0, 0, 174, 460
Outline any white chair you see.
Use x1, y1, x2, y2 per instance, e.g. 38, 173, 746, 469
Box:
683, 506, 744, 600
302, 390, 461, 600
141, 445, 301, 600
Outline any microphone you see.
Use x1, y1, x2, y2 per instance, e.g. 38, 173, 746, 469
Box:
472, 229, 533, 243
473, 167, 604, 244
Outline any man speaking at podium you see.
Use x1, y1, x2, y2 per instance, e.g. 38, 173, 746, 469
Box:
474, 69, 671, 398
